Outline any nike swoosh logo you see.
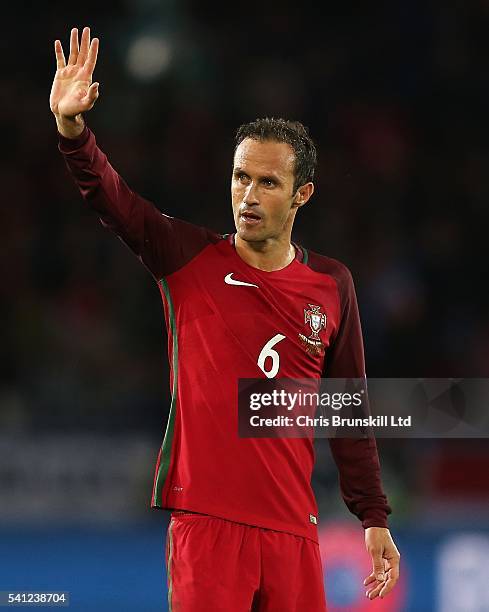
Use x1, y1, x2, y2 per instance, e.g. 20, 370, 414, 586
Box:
224, 273, 259, 288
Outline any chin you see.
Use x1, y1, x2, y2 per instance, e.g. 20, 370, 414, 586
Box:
236, 227, 265, 242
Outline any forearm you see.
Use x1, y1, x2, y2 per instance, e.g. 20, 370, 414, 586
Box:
59, 126, 167, 251
59, 125, 126, 218
329, 436, 391, 528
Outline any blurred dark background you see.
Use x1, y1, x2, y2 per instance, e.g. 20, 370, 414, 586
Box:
2, 2, 489, 610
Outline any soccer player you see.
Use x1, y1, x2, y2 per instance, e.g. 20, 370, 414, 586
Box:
50, 26, 400, 611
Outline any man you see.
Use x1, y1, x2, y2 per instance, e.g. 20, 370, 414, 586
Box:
50, 26, 400, 611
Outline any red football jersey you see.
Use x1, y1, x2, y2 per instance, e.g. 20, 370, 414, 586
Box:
59, 127, 391, 542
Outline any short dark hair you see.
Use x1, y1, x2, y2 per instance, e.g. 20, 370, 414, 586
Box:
234, 117, 317, 193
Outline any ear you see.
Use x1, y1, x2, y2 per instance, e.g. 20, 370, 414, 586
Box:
292, 182, 314, 209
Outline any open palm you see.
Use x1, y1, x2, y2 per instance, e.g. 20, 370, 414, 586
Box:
50, 27, 99, 119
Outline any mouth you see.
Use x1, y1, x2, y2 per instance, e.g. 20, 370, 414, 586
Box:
240, 211, 262, 226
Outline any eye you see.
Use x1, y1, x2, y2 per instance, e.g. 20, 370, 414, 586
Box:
235, 172, 249, 183
262, 178, 275, 187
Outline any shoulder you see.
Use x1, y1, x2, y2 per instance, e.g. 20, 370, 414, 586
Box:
302, 246, 354, 291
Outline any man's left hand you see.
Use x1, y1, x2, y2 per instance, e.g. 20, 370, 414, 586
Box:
363, 527, 400, 600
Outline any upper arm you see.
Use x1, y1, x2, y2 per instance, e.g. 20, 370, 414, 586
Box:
323, 264, 366, 379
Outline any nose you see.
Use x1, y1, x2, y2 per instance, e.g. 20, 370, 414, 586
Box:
243, 181, 259, 206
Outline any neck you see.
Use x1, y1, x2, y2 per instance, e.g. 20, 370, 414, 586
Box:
235, 234, 296, 271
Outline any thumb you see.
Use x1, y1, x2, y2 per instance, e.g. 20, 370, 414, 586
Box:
372, 552, 385, 582
83, 82, 99, 109
88, 82, 100, 101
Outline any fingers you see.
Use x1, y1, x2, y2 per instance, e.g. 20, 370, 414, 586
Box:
379, 573, 398, 599
363, 574, 376, 586
77, 26, 90, 66
54, 40, 66, 70
365, 577, 385, 600
364, 558, 400, 600
363, 569, 385, 600
68, 27, 79, 65
84, 37, 99, 77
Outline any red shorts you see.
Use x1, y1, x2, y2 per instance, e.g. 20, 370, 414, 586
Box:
165, 511, 327, 611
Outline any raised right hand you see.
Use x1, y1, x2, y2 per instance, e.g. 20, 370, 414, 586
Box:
50, 27, 99, 135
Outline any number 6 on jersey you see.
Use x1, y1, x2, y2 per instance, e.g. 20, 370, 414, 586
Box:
257, 334, 286, 378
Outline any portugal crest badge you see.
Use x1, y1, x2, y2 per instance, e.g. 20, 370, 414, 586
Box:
299, 304, 327, 357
